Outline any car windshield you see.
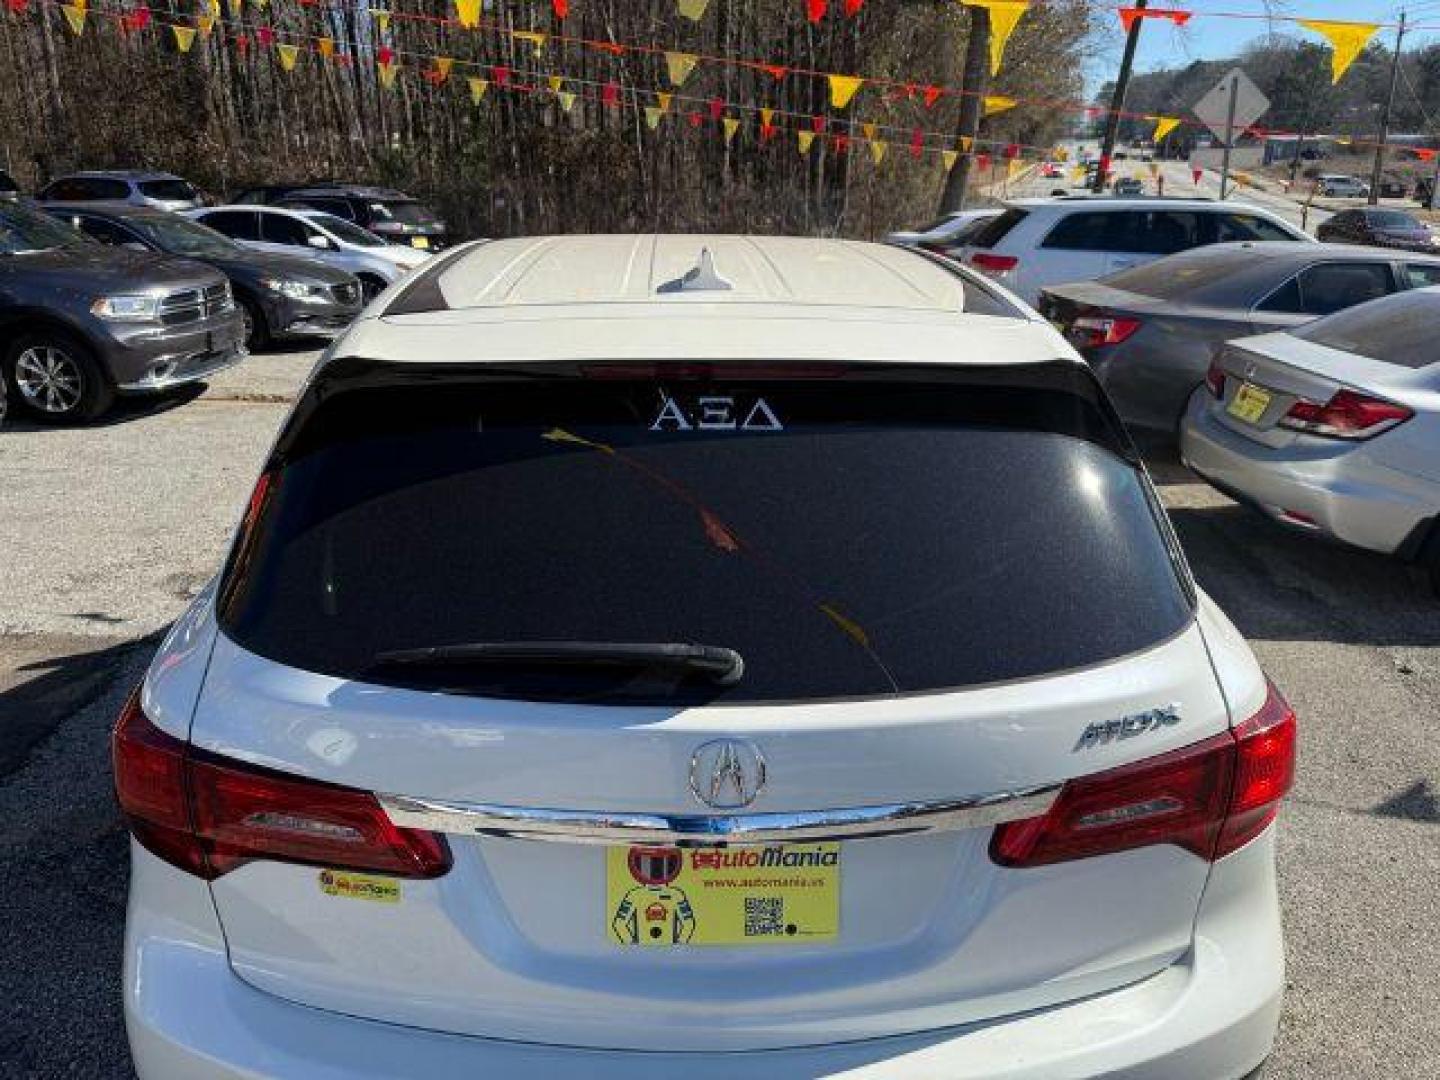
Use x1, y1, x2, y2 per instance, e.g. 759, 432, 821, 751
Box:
309, 213, 385, 246
0, 203, 90, 253
128, 215, 238, 257
138, 178, 198, 201
369, 200, 438, 226
219, 369, 1192, 705
1290, 288, 1440, 369
1368, 210, 1424, 231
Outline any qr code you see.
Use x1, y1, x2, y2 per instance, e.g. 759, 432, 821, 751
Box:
744, 896, 784, 936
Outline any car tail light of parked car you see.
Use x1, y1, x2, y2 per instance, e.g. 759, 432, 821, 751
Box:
1278, 389, 1414, 440
1068, 313, 1142, 350
1205, 354, 1227, 398
992, 681, 1296, 868
113, 689, 451, 881
968, 251, 1019, 274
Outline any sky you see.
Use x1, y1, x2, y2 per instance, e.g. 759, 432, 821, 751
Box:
1083, 0, 1439, 91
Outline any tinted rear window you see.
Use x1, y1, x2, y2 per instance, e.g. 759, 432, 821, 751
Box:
219, 370, 1191, 704
139, 178, 197, 200
1101, 248, 1278, 300
967, 208, 1028, 249
1290, 289, 1440, 368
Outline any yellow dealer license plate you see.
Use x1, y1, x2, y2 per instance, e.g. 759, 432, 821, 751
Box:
606, 844, 840, 946
1228, 382, 1272, 424
411, 236, 430, 250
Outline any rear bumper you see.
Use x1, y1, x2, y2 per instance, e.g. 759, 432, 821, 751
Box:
1179, 388, 1433, 557
127, 830, 1282, 1080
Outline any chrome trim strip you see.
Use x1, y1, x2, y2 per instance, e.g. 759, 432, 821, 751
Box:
378, 786, 1060, 846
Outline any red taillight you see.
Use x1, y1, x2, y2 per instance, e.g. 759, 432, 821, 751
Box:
113, 689, 450, 881
1204, 355, 1227, 398
969, 252, 1019, 273
991, 681, 1296, 868
1279, 389, 1413, 439
1069, 313, 1142, 350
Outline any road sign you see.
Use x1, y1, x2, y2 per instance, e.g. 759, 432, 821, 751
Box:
1192, 68, 1269, 147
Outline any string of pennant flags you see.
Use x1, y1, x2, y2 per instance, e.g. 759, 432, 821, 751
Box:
18, 0, 1440, 166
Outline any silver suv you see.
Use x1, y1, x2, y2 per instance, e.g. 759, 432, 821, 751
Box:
37, 171, 203, 211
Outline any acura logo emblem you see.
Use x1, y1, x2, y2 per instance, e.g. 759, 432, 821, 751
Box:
689, 739, 766, 810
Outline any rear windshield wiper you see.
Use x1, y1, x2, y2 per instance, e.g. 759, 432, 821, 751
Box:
368, 641, 745, 686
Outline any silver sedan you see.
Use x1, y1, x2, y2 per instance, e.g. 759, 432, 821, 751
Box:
1180, 287, 1440, 590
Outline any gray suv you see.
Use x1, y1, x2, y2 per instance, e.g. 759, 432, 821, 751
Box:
0, 201, 244, 422
37, 171, 203, 212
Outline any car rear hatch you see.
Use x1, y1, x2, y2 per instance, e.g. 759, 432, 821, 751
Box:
188, 358, 1242, 1051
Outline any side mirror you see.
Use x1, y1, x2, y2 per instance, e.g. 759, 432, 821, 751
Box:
122, 241, 149, 252
307, 234, 332, 251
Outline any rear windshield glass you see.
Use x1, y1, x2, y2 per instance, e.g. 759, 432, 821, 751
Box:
370, 200, 438, 226
1367, 210, 1422, 230
1100, 248, 1274, 300
967, 208, 1028, 249
138, 179, 198, 200
219, 372, 1190, 705
1290, 289, 1440, 368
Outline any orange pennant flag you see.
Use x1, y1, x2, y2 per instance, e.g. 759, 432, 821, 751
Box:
964, 0, 1030, 76
959, 136, 974, 152
318, 37, 335, 59
1298, 20, 1379, 83
433, 57, 453, 82
665, 51, 698, 86
657, 93, 673, 114
196, 14, 214, 35
827, 74, 864, 109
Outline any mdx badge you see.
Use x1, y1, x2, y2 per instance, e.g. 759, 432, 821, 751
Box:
1074, 705, 1181, 751
689, 738, 767, 809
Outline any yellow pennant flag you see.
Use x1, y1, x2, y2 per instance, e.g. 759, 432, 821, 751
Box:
558, 91, 576, 112
1008, 158, 1026, 180
942, 149, 959, 171
798, 130, 816, 155
760, 107, 775, 128
547, 75, 564, 93
318, 37, 334, 59
276, 43, 299, 71
869, 140, 887, 165
645, 106, 665, 129
379, 61, 398, 88
433, 57, 453, 82
678, 0, 710, 19
1071, 165, 1087, 181
665, 51, 698, 86
983, 94, 1016, 117
657, 92, 673, 114
196, 14, 214, 35
468, 77, 488, 104
205, 0, 218, 16
1298, 20, 1379, 83
959, 135, 973, 152
172, 24, 196, 51
374, 11, 390, 32
827, 74, 864, 109
61, 4, 84, 34
454, 0, 480, 28
226, 0, 241, 16
513, 31, 547, 54
723, 117, 740, 145
965, 0, 1030, 76
1152, 116, 1181, 142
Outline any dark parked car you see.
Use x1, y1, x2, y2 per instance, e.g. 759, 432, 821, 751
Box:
1112, 177, 1145, 196
1038, 241, 1440, 435
45, 203, 363, 351
1316, 207, 1436, 251
0, 170, 18, 201
37, 170, 203, 211
0, 200, 243, 422
271, 184, 449, 251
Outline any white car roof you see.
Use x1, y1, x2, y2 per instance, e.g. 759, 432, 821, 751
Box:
338, 234, 1076, 369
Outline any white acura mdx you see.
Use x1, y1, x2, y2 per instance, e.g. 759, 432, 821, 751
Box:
115, 235, 1295, 1079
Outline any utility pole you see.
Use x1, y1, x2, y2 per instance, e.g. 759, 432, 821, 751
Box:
939, 6, 991, 213
1369, 10, 1406, 206
1093, 0, 1148, 192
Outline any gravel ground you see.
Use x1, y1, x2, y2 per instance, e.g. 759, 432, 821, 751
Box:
0, 346, 1436, 1078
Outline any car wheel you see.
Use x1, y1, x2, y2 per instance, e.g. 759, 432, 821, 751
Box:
238, 297, 270, 353
358, 274, 388, 302
5, 332, 113, 423
1423, 527, 1440, 598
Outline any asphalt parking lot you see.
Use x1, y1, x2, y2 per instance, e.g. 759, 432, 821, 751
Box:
1, 347, 1437, 1077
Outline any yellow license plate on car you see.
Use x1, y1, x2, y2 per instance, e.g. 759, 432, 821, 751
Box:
606, 844, 840, 946
411, 236, 430, 250
1228, 382, 1272, 424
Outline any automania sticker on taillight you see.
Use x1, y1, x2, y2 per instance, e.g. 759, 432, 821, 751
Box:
991, 681, 1296, 868
112, 688, 450, 881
